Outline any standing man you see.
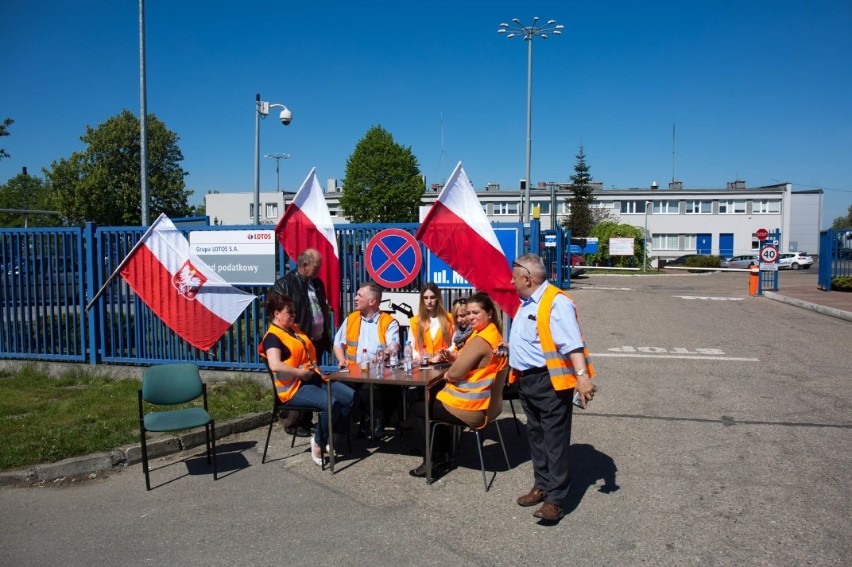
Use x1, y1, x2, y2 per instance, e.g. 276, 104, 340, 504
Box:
333, 281, 400, 438
272, 248, 332, 437
508, 253, 595, 523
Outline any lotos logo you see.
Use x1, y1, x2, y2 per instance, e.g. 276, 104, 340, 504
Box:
172, 260, 207, 300
247, 233, 272, 240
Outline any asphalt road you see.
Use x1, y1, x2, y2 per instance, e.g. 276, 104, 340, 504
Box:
1, 270, 850, 566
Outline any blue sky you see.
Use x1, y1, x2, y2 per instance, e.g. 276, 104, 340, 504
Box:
2, 1, 850, 228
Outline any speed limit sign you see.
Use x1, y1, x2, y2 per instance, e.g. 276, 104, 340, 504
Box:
760, 245, 779, 263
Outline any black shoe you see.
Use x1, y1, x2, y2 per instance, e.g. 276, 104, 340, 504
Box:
409, 461, 431, 478
286, 427, 311, 438
372, 418, 385, 439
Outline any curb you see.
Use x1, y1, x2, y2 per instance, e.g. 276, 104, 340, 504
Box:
0, 411, 273, 487
763, 291, 852, 323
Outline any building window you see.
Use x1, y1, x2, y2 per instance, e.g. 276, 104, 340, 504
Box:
685, 200, 712, 214
719, 200, 746, 214
653, 200, 679, 214
248, 204, 254, 219
620, 200, 649, 214
536, 201, 551, 215
265, 203, 278, 219
652, 234, 680, 250
754, 199, 781, 214
683, 234, 697, 249
494, 202, 518, 216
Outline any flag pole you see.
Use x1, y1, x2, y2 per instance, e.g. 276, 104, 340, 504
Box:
85, 214, 162, 312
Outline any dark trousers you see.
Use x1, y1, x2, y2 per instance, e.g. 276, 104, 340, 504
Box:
350, 384, 402, 426
518, 369, 575, 506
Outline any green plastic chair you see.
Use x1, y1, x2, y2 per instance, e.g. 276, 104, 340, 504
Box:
138, 363, 217, 490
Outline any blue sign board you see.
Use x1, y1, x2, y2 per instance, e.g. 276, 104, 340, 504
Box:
427, 228, 520, 288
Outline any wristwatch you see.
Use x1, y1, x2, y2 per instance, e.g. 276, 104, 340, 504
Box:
576, 368, 588, 377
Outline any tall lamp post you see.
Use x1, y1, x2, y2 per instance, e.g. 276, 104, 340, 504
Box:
264, 153, 291, 192
254, 93, 292, 225
498, 17, 564, 223
643, 201, 652, 272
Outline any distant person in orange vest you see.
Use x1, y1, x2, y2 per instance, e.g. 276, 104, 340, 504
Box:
508, 253, 595, 523
408, 292, 507, 478
408, 283, 453, 364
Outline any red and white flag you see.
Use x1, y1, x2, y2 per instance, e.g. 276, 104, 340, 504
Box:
274, 168, 341, 320
416, 162, 520, 316
120, 214, 256, 351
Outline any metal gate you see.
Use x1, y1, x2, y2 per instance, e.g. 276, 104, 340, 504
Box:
818, 228, 852, 290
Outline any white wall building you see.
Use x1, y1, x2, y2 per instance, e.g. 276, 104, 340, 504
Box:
205, 179, 823, 260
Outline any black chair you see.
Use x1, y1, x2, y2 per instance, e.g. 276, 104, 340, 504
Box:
261, 370, 352, 467
429, 367, 512, 492
502, 376, 524, 435
138, 363, 217, 490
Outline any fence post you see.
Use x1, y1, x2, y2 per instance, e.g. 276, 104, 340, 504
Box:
84, 222, 100, 365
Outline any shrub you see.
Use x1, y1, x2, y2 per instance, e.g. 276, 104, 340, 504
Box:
685, 255, 721, 268
831, 276, 852, 292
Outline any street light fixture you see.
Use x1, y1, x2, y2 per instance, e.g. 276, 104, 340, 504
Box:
498, 17, 564, 223
254, 93, 292, 225
264, 153, 291, 193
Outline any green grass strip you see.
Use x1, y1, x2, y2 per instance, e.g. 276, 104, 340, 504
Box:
0, 363, 271, 471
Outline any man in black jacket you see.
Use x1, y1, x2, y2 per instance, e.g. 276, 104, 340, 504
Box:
271, 248, 332, 436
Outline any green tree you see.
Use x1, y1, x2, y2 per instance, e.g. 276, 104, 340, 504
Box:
0, 118, 12, 160
587, 221, 645, 268
340, 125, 423, 223
0, 172, 62, 227
563, 144, 597, 237
45, 110, 192, 226
831, 204, 852, 228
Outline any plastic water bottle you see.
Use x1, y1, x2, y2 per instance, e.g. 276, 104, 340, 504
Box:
389, 347, 398, 369
370, 353, 382, 378
403, 344, 412, 373
359, 348, 369, 373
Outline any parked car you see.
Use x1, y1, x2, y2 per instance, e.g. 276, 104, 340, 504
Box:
777, 252, 813, 270
721, 255, 759, 269
570, 254, 586, 277
666, 254, 702, 266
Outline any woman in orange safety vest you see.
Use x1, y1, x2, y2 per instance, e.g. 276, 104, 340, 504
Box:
409, 283, 454, 364
408, 291, 507, 477
259, 292, 356, 466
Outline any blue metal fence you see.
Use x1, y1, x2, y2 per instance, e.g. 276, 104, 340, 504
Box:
0, 228, 87, 361
1, 219, 542, 369
818, 228, 852, 290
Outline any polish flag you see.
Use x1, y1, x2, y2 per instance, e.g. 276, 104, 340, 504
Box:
416, 162, 520, 316
274, 168, 341, 320
120, 214, 256, 351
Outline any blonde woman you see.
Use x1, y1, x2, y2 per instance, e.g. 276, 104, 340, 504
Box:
409, 283, 453, 364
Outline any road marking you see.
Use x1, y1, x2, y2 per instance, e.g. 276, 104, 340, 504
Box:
594, 353, 759, 361
575, 286, 634, 291
674, 295, 744, 301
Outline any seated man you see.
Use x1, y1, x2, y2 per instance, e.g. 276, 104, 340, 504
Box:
333, 281, 400, 438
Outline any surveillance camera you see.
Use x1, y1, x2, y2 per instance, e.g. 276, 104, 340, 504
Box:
279, 109, 292, 126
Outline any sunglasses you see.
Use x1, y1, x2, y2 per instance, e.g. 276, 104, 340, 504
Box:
512, 261, 531, 276
452, 298, 468, 306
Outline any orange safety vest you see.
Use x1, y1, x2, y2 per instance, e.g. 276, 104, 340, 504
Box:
409, 313, 453, 356
436, 322, 507, 411
343, 311, 395, 368
258, 324, 319, 403
537, 284, 595, 391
